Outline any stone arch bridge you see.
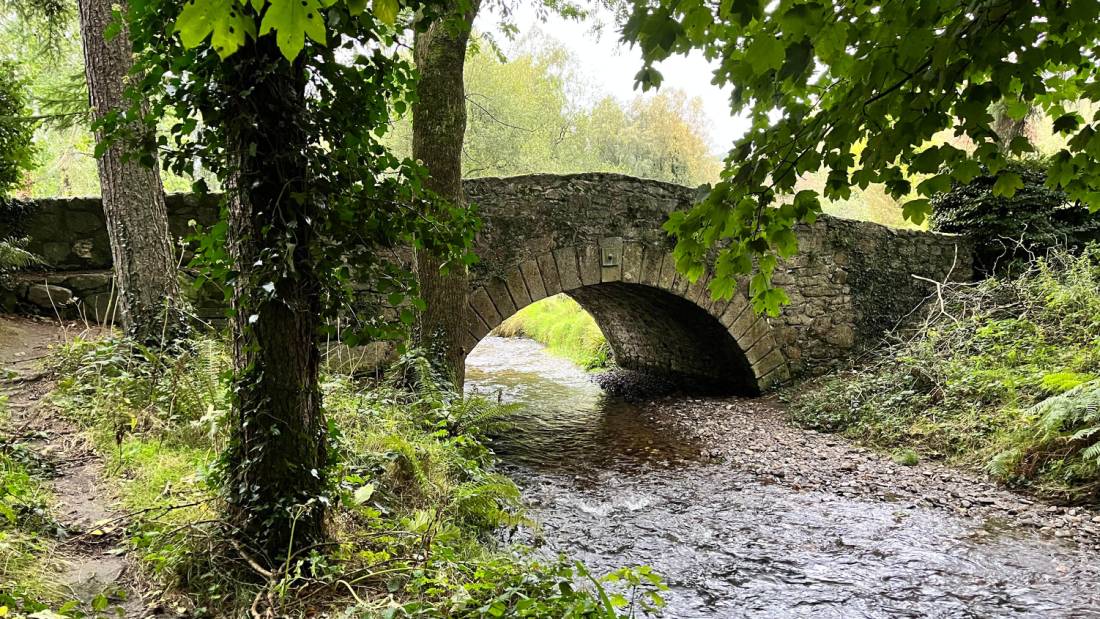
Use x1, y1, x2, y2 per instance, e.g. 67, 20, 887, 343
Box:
3, 173, 969, 394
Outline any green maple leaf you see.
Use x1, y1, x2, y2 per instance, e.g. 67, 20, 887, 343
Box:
746, 37, 784, 75
901, 198, 931, 225
260, 0, 327, 60
175, 0, 256, 58
991, 171, 1024, 197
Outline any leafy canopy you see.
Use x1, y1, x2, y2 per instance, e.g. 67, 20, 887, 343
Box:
117, 0, 475, 345
623, 0, 1100, 315
0, 61, 36, 199
174, 0, 402, 60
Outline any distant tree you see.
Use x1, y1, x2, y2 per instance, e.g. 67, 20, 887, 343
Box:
77, 0, 184, 341
0, 60, 35, 198
387, 35, 721, 186
623, 0, 1100, 314
0, 60, 37, 271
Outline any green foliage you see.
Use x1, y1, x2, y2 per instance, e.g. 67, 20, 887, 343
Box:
931, 158, 1100, 273
0, 60, 36, 198
623, 0, 1100, 314
380, 34, 721, 186
496, 294, 611, 370
47, 335, 663, 616
791, 247, 1100, 501
0, 397, 69, 615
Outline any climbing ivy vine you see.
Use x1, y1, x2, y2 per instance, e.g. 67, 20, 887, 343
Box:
622, 0, 1100, 315
109, 0, 476, 558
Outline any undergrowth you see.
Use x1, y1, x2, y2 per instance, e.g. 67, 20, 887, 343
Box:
0, 396, 67, 616
791, 247, 1100, 502
47, 336, 665, 617
496, 295, 611, 370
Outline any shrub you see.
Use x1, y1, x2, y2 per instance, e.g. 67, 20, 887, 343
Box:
791, 247, 1100, 501
0, 62, 36, 199
47, 335, 662, 616
930, 158, 1100, 274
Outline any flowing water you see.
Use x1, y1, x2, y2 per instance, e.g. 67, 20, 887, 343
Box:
465, 336, 1100, 619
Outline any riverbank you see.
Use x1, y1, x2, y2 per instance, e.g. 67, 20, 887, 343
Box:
631, 394, 1100, 551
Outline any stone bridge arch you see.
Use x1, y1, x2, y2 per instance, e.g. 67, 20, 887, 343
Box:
463, 241, 786, 394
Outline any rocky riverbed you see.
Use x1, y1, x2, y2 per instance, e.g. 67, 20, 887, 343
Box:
468, 336, 1100, 617
622, 394, 1100, 552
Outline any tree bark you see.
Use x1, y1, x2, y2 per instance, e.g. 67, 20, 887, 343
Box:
77, 0, 183, 342
220, 38, 327, 563
412, 0, 481, 388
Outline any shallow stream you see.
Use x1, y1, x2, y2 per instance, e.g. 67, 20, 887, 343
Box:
465, 336, 1100, 618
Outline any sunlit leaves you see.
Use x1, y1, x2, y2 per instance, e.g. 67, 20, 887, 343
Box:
175, 0, 255, 58
991, 172, 1024, 198
259, 0, 327, 60
901, 199, 931, 226
171, 0, 409, 60
745, 37, 783, 75
372, 0, 398, 26
622, 0, 1100, 316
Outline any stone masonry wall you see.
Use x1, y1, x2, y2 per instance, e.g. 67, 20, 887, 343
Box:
1, 173, 971, 390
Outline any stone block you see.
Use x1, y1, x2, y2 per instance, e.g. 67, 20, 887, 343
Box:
519, 259, 547, 302
621, 242, 643, 283
505, 268, 532, 310
27, 284, 73, 308
485, 279, 517, 320
554, 247, 582, 291
578, 245, 601, 286
537, 253, 562, 296
657, 253, 676, 290
640, 246, 664, 287
469, 287, 502, 330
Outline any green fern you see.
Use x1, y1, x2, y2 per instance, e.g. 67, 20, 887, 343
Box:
0, 239, 40, 271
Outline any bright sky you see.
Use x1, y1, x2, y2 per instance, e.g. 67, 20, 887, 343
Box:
480, 4, 750, 155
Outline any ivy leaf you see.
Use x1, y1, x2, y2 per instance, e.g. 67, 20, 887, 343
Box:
259, 0, 327, 60
175, 0, 255, 58
901, 198, 931, 225
991, 172, 1024, 197
372, 0, 398, 26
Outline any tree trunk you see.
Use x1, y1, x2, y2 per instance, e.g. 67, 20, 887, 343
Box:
220, 38, 327, 564
412, 0, 481, 388
77, 0, 183, 343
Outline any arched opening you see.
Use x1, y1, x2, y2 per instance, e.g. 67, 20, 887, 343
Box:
464, 245, 788, 395
567, 282, 758, 395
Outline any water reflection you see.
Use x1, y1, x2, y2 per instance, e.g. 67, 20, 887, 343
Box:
466, 336, 1099, 618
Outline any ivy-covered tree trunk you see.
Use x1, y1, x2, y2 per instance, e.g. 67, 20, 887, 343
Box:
220, 39, 327, 563
77, 0, 183, 342
412, 0, 480, 388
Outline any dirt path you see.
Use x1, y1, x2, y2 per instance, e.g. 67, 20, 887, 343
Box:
0, 315, 144, 616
